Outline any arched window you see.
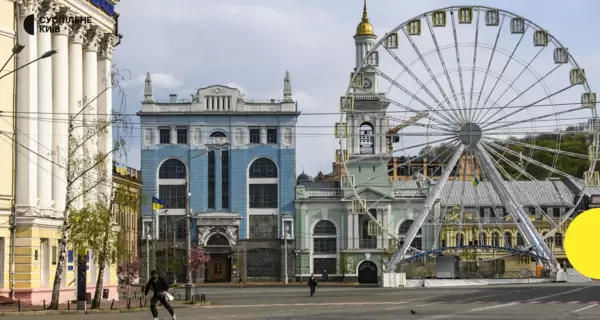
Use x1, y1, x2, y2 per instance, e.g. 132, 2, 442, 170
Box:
516, 233, 525, 247
158, 159, 186, 209
398, 220, 421, 250
455, 233, 464, 246
249, 158, 278, 178
554, 233, 563, 248
359, 122, 374, 154
478, 232, 488, 246
491, 232, 500, 247
210, 131, 226, 138
159, 159, 186, 179
504, 232, 513, 247
312, 220, 337, 274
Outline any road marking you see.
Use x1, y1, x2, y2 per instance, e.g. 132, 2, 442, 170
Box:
469, 302, 519, 312
202, 301, 410, 308
568, 301, 580, 304
454, 288, 537, 303
385, 306, 406, 310
571, 303, 598, 314
525, 286, 591, 302
547, 301, 560, 304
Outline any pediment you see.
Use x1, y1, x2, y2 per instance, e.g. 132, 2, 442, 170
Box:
197, 85, 240, 96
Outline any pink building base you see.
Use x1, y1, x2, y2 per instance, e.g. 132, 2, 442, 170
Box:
0, 285, 119, 305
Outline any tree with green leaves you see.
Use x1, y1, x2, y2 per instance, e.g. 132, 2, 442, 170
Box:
47, 67, 131, 310
337, 252, 352, 282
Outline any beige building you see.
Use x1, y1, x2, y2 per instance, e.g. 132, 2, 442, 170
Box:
113, 162, 141, 266
0, 0, 121, 304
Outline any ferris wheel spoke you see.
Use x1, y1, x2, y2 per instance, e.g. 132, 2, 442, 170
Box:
475, 144, 555, 263
449, 11, 468, 116
375, 70, 458, 126
480, 65, 564, 128
380, 97, 456, 131
346, 136, 457, 164
476, 47, 546, 124
484, 136, 588, 160
425, 14, 465, 123
384, 114, 451, 133
485, 105, 585, 132
467, 9, 482, 123
472, 14, 506, 123
381, 46, 462, 124
473, 25, 528, 124
483, 139, 583, 181
400, 28, 462, 124
435, 158, 464, 249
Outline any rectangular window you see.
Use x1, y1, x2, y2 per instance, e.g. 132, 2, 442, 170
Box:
266, 128, 278, 144
159, 216, 187, 240
249, 184, 278, 208
249, 215, 278, 239
176, 128, 188, 144
158, 185, 186, 208
387, 161, 394, 176
397, 166, 408, 176
249, 127, 261, 144
528, 207, 536, 215
159, 128, 171, 144
313, 258, 336, 275
52, 246, 57, 265
553, 207, 561, 218
222, 151, 229, 209
208, 151, 215, 209
313, 238, 337, 254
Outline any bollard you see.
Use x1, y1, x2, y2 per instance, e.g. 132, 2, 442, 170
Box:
43, 300, 46, 310
139, 297, 142, 308
144, 298, 147, 307
127, 298, 131, 309
178, 293, 181, 300
68, 300, 70, 310
110, 299, 115, 310
17, 300, 21, 312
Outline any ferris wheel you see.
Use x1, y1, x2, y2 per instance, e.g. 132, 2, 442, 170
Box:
339, 5, 598, 272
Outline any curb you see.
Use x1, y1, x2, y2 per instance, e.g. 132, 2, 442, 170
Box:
0, 303, 199, 317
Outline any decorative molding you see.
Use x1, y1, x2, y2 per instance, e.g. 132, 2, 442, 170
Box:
69, 22, 90, 44
53, 7, 72, 35
99, 33, 116, 59
283, 128, 292, 145
84, 28, 103, 51
0, 27, 16, 39
38, 0, 59, 24
234, 128, 243, 145
17, 0, 41, 17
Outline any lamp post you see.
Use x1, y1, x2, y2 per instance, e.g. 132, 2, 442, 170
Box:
284, 224, 290, 284
145, 230, 152, 281
2, 44, 56, 300
184, 142, 229, 301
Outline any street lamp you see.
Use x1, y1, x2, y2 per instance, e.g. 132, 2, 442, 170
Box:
0, 45, 56, 80
184, 142, 229, 300
284, 224, 290, 284
145, 230, 153, 281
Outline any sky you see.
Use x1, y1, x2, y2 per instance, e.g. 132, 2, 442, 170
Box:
111, 0, 600, 176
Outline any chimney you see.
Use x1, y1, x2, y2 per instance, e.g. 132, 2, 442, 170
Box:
169, 94, 177, 102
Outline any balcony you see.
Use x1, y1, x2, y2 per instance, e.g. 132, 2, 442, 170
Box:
305, 189, 341, 197
359, 238, 376, 249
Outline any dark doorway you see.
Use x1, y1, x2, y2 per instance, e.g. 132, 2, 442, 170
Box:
358, 261, 378, 284
206, 253, 231, 282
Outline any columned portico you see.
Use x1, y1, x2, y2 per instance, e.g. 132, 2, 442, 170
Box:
37, 1, 58, 215
15, 0, 41, 214
196, 213, 241, 282
97, 34, 116, 197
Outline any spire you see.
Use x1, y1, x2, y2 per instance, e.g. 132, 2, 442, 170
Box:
355, 0, 374, 36
143, 72, 153, 103
283, 70, 293, 102
362, 0, 368, 21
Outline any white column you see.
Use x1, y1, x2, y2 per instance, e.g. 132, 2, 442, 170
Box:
353, 215, 359, 249
97, 34, 116, 197
37, 2, 58, 214
82, 28, 102, 201
69, 23, 90, 210
52, 9, 70, 215
15, 2, 40, 213
347, 213, 353, 249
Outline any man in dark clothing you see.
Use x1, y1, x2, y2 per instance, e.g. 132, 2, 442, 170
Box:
145, 270, 176, 320
307, 273, 317, 297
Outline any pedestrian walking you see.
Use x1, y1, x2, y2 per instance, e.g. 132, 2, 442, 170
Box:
145, 270, 177, 320
307, 273, 317, 297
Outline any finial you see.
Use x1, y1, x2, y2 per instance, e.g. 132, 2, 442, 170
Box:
302, 166, 305, 173
143, 72, 154, 103
283, 70, 293, 102
362, 0, 369, 21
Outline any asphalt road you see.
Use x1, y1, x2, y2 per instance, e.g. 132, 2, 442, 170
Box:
7, 283, 600, 319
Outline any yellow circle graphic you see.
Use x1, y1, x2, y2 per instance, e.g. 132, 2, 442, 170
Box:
564, 208, 600, 279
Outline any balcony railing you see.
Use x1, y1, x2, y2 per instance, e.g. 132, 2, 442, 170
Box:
305, 189, 341, 197
359, 238, 376, 249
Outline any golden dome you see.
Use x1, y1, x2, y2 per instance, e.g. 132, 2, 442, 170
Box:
355, 0, 375, 36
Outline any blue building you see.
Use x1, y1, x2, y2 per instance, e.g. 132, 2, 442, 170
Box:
138, 72, 300, 282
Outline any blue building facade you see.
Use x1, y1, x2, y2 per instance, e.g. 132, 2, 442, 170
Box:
138, 72, 300, 282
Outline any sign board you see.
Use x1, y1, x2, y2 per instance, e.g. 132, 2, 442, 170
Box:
89, 0, 115, 16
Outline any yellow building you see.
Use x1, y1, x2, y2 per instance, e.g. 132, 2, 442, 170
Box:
113, 162, 141, 266
0, 0, 16, 302
0, 0, 122, 305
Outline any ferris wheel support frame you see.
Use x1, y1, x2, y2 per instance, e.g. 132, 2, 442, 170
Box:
386, 144, 465, 271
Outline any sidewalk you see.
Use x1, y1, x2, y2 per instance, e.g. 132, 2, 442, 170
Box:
129, 281, 361, 291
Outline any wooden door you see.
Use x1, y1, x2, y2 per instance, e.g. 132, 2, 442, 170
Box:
209, 255, 227, 281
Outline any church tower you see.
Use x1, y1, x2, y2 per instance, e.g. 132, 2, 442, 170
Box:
337, 1, 392, 194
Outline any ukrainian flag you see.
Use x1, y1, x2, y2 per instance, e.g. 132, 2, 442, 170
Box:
471, 175, 480, 187
115, 162, 126, 176
152, 196, 165, 210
